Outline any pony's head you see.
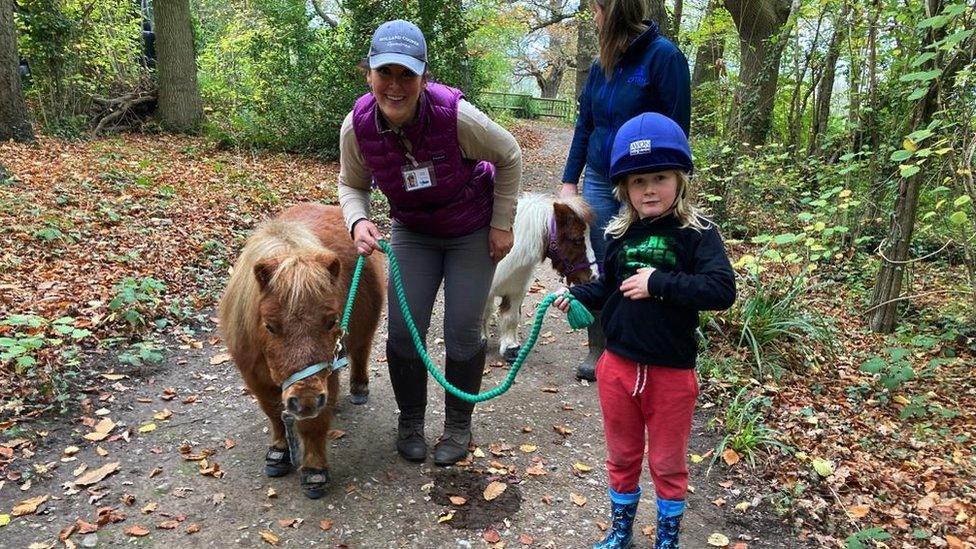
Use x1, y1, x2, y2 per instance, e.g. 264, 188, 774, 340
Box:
253, 252, 343, 419
550, 197, 597, 285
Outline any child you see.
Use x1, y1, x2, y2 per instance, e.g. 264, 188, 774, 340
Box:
553, 112, 735, 548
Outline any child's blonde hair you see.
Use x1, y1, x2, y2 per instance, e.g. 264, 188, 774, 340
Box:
604, 170, 708, 239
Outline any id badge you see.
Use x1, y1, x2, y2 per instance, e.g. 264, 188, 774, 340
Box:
402, 162, 437, 192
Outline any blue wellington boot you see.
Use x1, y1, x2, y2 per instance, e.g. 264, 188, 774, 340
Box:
655, 498, 685, 549
593, 488, 640, 549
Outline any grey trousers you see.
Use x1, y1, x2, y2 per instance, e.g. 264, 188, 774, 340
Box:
387, 223, 496, 362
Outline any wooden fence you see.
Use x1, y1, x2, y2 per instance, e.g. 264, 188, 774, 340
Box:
480, 91, 575, 122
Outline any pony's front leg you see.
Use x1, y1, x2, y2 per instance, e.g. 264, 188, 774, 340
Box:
296, 409, 332, 499
347, 335, 371, 405
497, 294, 522, 363
249, 380, 291, 478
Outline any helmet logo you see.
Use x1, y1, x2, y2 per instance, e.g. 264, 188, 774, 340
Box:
629, 139, 652, 156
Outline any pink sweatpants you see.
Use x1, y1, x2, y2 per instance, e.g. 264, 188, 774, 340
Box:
596, 349, 698, 500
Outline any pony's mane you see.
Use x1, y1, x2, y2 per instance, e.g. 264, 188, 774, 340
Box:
507, 193, 594, 267
509, 193, 555, 265
220, 220, 330, 354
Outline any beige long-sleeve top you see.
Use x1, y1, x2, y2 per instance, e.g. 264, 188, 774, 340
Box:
337, 99, 522, 233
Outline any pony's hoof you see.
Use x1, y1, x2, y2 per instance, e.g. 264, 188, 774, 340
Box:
300, 467, 331, 499
264, 446, 291, 477
502, 346, 521, 364
349, 392, 369, 405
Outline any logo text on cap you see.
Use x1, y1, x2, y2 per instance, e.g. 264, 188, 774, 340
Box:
629, 139, 652, 156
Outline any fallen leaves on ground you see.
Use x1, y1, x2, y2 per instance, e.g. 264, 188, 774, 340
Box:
124, 525, 150, 537
13, 495, 48, 516
74, 462, 120, 486
83, 419, 115, 442
484, 481, 507, 501
707, 533, 730, 547
259, 529, 280, 545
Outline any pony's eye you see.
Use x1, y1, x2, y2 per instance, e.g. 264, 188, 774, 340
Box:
325, 319, 337, 331
264, 322, 277, 335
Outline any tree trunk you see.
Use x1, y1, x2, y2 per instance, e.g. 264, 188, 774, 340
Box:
155, 0, 203, 133
673, 0, 683, 40
575, 0, 597, 100
646, 0, 672, 42
724, 0, 796, 146
868, 0, 944, 333
855, 0, 882, 238
0, 0, 33, 141
538, 65, 565, 98
691, 0, 725, 90
809, 2, 850, 156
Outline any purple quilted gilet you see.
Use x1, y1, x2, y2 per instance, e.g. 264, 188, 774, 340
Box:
352, 83, 495, 237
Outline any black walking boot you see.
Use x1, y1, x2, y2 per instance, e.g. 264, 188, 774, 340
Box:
593, 488, 640, 549
387, 343, 428, 462
576, 311, 603, 382
433, 343, 485, 466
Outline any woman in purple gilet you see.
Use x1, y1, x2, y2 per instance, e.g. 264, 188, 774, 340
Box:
337, 20, 523, 466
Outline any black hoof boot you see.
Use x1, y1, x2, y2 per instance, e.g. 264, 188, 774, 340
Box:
300, 467, 331, 499
349, 392, 369, 405
502, 345, 521, 364
264, 446, 291, 477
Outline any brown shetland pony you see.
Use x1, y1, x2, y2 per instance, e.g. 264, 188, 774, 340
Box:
219, 203, 384, 498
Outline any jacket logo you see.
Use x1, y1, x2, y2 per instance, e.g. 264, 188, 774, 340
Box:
629, 139, 652, 156
627, 67, 649, 86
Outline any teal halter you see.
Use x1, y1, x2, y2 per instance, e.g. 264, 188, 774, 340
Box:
279, 335, 349, 393
279, 335, 348, 468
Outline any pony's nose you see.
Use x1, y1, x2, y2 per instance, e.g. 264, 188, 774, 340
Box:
286, 394, 328, 417
286, 396, 301, 414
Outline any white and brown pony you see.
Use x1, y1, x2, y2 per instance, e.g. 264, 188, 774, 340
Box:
483, 193, 595, 362
218, 203, 384, 499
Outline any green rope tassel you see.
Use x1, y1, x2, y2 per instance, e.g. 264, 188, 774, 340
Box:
341, 240, 593, 403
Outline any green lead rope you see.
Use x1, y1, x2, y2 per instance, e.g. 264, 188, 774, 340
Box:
342, 240, 594, 403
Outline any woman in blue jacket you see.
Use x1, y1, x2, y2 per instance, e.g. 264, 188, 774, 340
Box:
561, 0, 691, 381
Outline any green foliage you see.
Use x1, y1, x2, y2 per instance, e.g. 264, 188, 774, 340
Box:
108, 277, 167, 330
196, 0, 501, 154
710, 387, 790, 468
0, 315, 91, 374
16, 0, 146, 134
118, 340, 164, 367
514, 94, 539, 119
860, 347, 915, 393
735, 268, 833, 380
845, 527, 892, 549
197, 0, 356, 154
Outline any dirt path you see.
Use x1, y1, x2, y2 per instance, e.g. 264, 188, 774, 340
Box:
1, 122, 798, 548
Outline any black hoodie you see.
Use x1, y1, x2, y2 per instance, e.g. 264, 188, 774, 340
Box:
569, 214, 736, 369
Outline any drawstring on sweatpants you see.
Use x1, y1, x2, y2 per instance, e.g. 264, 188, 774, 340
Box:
632, 364, 649, 396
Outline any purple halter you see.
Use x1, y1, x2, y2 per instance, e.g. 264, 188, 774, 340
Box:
546, 216, 595, 279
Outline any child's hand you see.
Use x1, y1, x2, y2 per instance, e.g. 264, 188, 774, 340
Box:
620, 267, 655, 300
551, 287, 572, 312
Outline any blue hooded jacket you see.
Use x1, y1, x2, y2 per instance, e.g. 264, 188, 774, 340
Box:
561, 22, 691, 184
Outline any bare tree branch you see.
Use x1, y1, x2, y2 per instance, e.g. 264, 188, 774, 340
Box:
311, 0, 338, 28
528, 12, 575, 32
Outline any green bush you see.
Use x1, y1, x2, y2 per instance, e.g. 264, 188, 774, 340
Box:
710, 387, 789, 468
736, 269, 833, 379
16, 0, 146, 134
514, 94, 539, 120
